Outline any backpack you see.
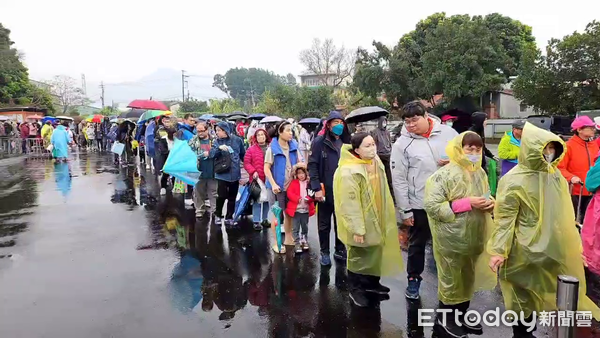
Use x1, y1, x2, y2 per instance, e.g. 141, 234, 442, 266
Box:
214, 150, 231, 174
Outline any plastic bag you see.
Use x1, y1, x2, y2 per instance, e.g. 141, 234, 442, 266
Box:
257, 178, 268, 203
46, 144, 54, 151
111, 141, 125, 155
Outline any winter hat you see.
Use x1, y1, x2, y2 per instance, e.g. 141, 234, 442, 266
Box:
571, 116, 595, 130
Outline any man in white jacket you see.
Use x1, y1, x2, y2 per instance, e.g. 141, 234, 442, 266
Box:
391, 101, 458, 300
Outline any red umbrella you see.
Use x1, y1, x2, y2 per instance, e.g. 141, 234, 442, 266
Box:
127, 99, 168, 111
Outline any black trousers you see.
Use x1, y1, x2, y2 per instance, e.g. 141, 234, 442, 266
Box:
216, 180, 239, 219
437, 301, 470, 325
407, 209, 431, 278
572, 194, 592, 223
317, 201, 346, 256
348, 270, 380, 292
379, 154, 395, 204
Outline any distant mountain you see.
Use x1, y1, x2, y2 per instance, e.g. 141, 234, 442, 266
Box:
86, 68, 227, 107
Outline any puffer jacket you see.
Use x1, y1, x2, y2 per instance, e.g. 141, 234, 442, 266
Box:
210, 121, 246, 182
244, 129, 270, 183
391, 115, 458, 219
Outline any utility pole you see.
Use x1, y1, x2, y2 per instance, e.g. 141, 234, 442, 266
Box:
181, 70, 189, 102
100, 81, 105, 108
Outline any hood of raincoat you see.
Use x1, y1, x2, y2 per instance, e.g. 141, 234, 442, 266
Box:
333, 144, 402, 277
487, 122, 600, 319
517, 122, 565, 172
424, 131, 497, 304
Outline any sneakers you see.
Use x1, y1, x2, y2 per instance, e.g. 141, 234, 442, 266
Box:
295, 244, 303, 253
320, 254, 332, 266
333, 250, 347, 262
366, 283, 391, 295
405, 276, 422, 300
159, 188, 167, 196
349, 291, 369, 307
433, 318, 467, 338
301, 235, 309, 251
460, 313, 483, 335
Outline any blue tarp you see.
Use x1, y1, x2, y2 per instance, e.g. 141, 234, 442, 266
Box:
163, 139, 200, 186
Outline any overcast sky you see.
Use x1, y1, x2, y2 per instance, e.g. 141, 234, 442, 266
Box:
1, 0, 599, 85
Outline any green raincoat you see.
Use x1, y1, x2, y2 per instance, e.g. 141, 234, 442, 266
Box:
488, 122, 600, 319
333, 144, 402, 277
424, 132, 497, 305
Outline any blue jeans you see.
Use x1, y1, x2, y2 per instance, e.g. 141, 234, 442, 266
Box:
252, 201, 270, 223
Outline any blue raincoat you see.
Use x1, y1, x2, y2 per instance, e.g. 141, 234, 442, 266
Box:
145, 120, 156, 157
51, 125, 70, 159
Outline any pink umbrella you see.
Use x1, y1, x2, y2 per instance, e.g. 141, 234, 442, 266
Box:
127, 99, 168, 111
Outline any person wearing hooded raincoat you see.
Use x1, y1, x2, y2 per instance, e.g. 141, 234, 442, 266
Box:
333, 133, 402, 308
50, 123, 70, 161
41, 121, 53, 148
488, 122, 600, 336
423, 131, 497, 337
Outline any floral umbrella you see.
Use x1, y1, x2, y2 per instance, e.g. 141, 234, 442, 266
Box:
86, 114, 104, 123
139, 110, 172, 122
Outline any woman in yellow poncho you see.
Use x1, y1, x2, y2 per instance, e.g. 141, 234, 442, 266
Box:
488, 122, 600, 337
423, 131, 497, 338
41, 121, 53, 147
333, 132, 402, 308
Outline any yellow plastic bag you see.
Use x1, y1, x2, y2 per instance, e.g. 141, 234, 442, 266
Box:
131, 140, 139, 150
488, 122, 600, 319
424, 131, 497, 305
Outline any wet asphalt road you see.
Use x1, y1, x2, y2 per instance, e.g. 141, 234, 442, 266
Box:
0, 151, 599, 338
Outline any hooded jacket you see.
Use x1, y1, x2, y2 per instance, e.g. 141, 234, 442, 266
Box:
391, 115, 458, 219
243, 128, 270, 183
488, 122, 600, 319
307, 111, 350, 202
210, 121, 246, 182
558, 134, 599, 196
371, 116, 392, 157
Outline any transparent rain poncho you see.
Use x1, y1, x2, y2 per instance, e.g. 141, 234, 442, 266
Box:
424, 131, 497, 305
333, 144, 402, 277
488, 122, 600, 319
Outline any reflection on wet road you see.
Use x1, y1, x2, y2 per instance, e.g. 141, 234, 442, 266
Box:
0, 152, 599, 337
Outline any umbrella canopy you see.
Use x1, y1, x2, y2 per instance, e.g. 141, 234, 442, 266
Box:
127, 99, 169, 111
139, 110, 172, 122
55, 116, 74, 121
109, 117, 119, 123
249, 113, 266, 120
86, 114, 104, 123
41, 116, 58, 124
298, 117, 321, 125
123, 108, 146, 119
198, 113, 214, 121
212, 114, 228, 120
227, 111, 248, 119
260, 116, 283, 124
346, 106, 389, 124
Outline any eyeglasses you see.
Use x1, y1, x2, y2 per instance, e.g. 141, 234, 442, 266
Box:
404, 116, 424, 126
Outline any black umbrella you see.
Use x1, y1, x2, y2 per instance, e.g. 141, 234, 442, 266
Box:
346, 106, 389, 124
119, 109, 145, 119
227, 112, 248, 121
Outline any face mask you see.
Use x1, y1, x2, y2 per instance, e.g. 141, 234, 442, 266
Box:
446, 121, 453, 127
360, 147, 377, 160
544, 153, 555, 163
466, 154, 481, 164
331, 124, 344, 136
382, 122, 387, 128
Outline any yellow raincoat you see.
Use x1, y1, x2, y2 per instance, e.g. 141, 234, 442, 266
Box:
488, 122, 600, 319
424, 132, 497, 305
41, 123, 53, 147
333, 144, 402, 276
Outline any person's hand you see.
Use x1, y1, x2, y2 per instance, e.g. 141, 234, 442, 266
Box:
482, 199, 495, 211
272, 184, 281, 194
239, 180, 244, 185
571, 176, 582, 185
354, 234, 364, 244
203, 151, 209, 158
489, 256, 505, 272
253, 172, 259, 179
315, 190, 324, 202
438, 159, 450, 166
470, 197, 489, 210
402, 217, 414, 226
219, 145, 228, 151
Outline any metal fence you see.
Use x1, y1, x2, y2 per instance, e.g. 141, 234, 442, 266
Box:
0, 137, 52, 158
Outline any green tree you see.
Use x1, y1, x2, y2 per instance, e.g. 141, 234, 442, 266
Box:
513, 21, 600, 115
253, 91, 281, 114
212, 68, 289, 106
178, 98, 209, 113
208, 98, 243, 114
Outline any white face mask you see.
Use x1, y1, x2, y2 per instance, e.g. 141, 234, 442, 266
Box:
359, 147, 377, 160
466, 154, 481, 164
544, 153, 555, 163
446, 121, 454, 127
